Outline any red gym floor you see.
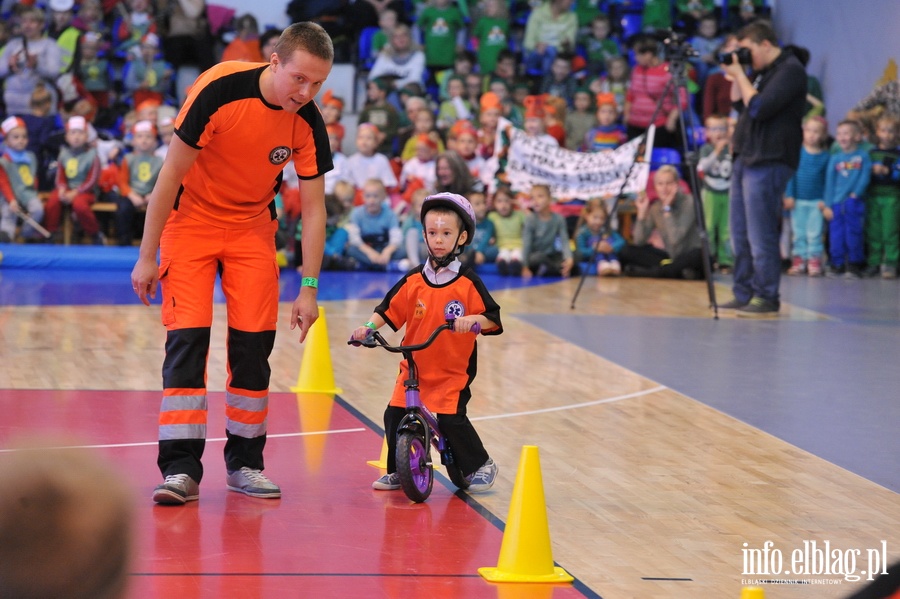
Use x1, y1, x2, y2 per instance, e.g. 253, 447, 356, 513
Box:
0, 389, 597, 598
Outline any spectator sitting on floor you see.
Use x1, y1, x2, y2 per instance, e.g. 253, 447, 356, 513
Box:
620, 165, 706, 279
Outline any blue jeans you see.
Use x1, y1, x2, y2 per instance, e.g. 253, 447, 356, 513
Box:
730, 159, 795, 305
790, 198, 825, 260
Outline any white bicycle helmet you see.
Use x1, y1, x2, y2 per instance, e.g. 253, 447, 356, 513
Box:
419, 192, 476, 247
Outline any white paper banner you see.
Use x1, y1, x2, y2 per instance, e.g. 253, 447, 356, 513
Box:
491, 118, 652, 200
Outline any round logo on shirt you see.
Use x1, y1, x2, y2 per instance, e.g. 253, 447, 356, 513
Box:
269, 146, 291, 165
444, 300, 465, 320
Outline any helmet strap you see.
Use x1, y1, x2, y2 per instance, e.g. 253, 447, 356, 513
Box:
425, 230, 463, 269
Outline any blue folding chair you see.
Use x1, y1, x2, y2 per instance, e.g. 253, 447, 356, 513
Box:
357, 27, 380, 71
650, 147, 683, 171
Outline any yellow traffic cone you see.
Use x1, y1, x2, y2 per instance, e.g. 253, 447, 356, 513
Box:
291, 306, 343, 394
741, 587, 765, 599
478, 445, 573, 584
367, 435, 389, 469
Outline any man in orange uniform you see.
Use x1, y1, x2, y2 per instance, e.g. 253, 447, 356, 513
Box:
131, 22, 334, 505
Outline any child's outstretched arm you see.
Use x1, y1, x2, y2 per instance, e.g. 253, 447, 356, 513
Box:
351, 313, 386, 341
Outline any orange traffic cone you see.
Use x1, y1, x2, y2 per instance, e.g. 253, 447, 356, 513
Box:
291, 306, 342, 394
478, 445, 573, 583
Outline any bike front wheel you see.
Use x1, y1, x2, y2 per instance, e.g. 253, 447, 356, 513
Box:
396, 430, 433, 502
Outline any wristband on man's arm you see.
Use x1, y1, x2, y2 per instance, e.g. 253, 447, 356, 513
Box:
301, 277, 318, 289
364, 321, 377, 330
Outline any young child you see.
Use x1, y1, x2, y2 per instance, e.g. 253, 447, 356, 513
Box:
687, 14, 722, 89
401, 108, 445, 161
345, 178, 404, 270
123, 32, 172, 109
487, 186, 527, 275
400, 133, 440, 199
324, 123, 350, 196
539, 54, 578, 107
574, 198, 625, 276
522, 184, 574, 277
583, 93, 626, 152
437, 50, 477, 102
220, 13, 264, 63
471, 0, 510, 75
823, 120, 872, 278
565, 88, 597, 151
578, 14, 621, 77
44, 116, 103, 244
437, 76, 475, 133
111, 119, 162, 246
0, 117, 45, 242
317, 195, 353, 271
75, 32, 112, 110
371, 8, 398, 56
696, 113, 733, 272
418, 0, 466, 75
344, 123, 399, 199
350, 192, 502, 493
522, 96, 559, 148
358, 78, 401, 157
589, 56, 629, 116
865, 115, 900, 278
784, 116, 830, 276
477, 91, 503, 159
401, 187, 431, 270
460, 190, 498, 269
112, 0, 157, 58
319, 89, 345, 149
450, 121, 486, 184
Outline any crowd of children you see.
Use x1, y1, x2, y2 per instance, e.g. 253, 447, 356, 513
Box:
1, 1, 898, 281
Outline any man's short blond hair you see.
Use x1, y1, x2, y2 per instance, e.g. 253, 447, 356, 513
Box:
274, 22, 334, 64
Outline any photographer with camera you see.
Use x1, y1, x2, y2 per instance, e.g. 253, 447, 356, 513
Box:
719, 20, 807, 317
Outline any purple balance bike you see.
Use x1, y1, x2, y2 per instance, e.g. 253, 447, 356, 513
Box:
349, 309, 480, 502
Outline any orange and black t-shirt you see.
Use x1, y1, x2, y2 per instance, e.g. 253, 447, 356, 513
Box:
174, 61, 333, 229
375, 266, 502, 414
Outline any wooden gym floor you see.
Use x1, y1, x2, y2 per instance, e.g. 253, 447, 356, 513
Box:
1, 261, 898, 599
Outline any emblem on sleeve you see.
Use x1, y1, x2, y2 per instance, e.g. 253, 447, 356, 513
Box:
269, 146, 291, 165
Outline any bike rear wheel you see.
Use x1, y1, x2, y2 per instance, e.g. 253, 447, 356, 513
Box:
396, 431, 433, 502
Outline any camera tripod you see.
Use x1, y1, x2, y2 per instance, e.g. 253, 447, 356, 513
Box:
570, 40, 719, 318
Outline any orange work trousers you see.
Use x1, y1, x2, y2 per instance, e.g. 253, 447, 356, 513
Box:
156, 210, 280, 482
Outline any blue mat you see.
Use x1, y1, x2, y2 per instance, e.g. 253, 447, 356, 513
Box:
0, 243, 139, 270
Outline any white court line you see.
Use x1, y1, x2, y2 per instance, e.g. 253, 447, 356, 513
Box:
1, 387, 667, 452
471, 385, 667, 421
0, 427, 367, 453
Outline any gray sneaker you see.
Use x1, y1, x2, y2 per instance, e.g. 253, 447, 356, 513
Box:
466, 458, 499, 493
226, 467, 281, 498
152, 473, 200, 505
372, 472, 401, 490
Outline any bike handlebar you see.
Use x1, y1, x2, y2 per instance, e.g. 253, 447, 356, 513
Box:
347, 319, 480, 352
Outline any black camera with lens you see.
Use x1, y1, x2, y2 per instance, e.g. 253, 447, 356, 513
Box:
718, 47, 752, 66
659, 29, 699, 62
